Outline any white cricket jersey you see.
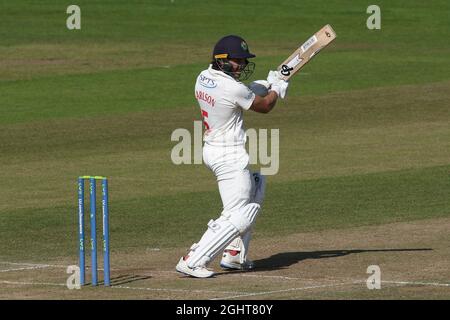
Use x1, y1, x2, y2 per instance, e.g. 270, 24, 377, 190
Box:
194, 65, 255, 147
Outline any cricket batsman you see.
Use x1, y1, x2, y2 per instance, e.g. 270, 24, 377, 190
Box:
176, 35, 289, 277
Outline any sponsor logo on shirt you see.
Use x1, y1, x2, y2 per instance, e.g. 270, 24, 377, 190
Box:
195, 90, 215, 107
198, 74, 217, 88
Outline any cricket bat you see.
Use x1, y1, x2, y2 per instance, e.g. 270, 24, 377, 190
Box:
277, 24, 336, 80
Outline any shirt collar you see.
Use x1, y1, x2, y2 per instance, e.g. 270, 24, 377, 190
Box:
208, 64, 237, 81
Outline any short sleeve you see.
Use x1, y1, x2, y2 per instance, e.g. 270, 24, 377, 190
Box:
233, 82, 255, 110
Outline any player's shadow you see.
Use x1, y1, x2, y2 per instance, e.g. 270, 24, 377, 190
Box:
97, 274, 152, 286
253, 248, 433, 271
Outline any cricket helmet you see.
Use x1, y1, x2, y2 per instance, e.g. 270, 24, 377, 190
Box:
212, 35, 256, 60
212, 35, 256, 81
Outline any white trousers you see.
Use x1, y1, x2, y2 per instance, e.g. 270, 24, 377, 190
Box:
203, 144, 254, 212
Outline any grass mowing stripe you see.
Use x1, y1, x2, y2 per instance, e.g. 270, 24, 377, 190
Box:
261, 165, 450, 236
2, 46, 450, 125
1, 165, 448, 261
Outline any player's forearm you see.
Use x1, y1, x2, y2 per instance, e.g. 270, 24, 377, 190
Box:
250, 91, 278, 114
263, 91, 279, 113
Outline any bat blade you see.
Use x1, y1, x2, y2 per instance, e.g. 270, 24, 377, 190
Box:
277, 24, 336, 81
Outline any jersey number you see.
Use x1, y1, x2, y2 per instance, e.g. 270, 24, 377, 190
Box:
201, 109, 210, 130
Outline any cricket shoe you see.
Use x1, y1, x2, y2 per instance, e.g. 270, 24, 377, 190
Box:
176, 257, 214, 278
220, 250, 255, 271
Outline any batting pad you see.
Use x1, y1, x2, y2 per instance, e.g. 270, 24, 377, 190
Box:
222, 173, 265, 264
227, 203, 261, 233
240, 228, 253, 263
187, 217, 240, 268
187, 203, 261, 268
251, 172, 266, 205
225, 227, 253, 264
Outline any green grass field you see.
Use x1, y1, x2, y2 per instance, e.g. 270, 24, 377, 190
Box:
0, 0, 449, 300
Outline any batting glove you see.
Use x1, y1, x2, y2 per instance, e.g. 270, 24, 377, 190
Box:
270, 80, 289, 99
266, 70, 283, 85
